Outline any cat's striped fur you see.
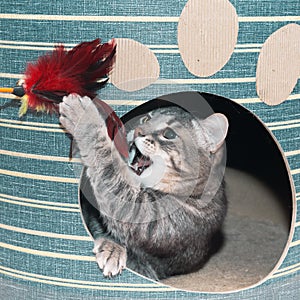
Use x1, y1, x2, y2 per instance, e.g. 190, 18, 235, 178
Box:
60, 94, 228, 280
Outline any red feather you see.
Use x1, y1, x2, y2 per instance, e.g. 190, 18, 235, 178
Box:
2, 38, 128, 158
93, 98, 129, 159
23, 38, 116, 113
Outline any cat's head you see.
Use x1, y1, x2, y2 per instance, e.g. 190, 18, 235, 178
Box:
126, 106, 228, 196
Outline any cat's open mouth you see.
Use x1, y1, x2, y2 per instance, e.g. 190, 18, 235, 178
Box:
128, 143, 152, 176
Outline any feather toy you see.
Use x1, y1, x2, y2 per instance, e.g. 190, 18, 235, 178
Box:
0, 38, 129, 159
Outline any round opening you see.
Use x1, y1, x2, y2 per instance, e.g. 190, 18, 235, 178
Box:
79, 92, 293, 293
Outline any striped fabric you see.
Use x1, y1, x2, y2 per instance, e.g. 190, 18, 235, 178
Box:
0, 0, 299, 299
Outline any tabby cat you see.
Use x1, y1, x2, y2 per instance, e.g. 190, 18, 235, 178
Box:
59, 94, 228, 280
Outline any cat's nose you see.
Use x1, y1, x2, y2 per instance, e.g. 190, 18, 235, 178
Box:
134, 127, 145, 138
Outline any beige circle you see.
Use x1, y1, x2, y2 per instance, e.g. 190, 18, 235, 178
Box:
177, 0, 238, 77
256, 24, 300, 106
110, 38, 160, 92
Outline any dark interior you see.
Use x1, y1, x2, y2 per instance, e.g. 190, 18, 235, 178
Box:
80, 91, 293, 292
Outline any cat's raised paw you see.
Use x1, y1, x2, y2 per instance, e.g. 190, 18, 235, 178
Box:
59, 93, 101, 137
93, 238, 127, 278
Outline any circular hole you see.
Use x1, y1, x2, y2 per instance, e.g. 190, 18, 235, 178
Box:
79, 92, 293, 293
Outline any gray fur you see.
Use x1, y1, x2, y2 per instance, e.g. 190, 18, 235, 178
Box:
59, 94, 228, 280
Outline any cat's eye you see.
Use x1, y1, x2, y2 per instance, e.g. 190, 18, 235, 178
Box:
140, 115, 151, 124
162, 128, 177, 139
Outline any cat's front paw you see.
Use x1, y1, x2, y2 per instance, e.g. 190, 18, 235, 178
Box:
93, 238, 127, 278
59, 93, 103, 138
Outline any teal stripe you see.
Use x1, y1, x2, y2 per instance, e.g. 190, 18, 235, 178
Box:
0, 174, 79, 205
287, 155, 300, 172
0, 0, 299, 18
0, 19, 298, 49
0, 125, 71, 158
1, 229, 92, 256
1, 249, 98, 282
0, 19, 178, 46
0, 154, 78, 179
0, 253, 163, 288
0, 201, 86, 236
0, 0, 187, 17
293, 226, 300, 244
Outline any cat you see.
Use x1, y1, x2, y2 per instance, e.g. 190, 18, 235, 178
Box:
59, 93, 228, 280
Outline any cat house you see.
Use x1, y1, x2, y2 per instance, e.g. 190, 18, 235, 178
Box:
0, 0, 299, 299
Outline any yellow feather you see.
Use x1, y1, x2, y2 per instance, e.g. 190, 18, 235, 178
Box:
18, 96, 29, 117
36, 104, 47, 113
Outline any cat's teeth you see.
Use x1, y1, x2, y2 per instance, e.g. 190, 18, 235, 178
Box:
128, 146, 136, 165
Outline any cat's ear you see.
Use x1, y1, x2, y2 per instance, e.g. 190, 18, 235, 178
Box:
201, 113, 229, 153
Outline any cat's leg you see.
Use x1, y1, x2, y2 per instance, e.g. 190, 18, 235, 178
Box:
59, 93, 139, 192
59, 93, 106, 165
126, 250, 162, 281
126, 259, 159, 281
93, 238, 127, 277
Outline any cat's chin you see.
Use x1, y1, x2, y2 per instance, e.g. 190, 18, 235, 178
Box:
139, 164, 162, 188
138, 156, 167, 188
